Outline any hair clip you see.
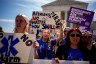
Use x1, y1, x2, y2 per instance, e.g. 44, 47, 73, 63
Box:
72, 28, 79, 30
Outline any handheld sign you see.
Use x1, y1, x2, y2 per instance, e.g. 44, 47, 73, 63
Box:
67, 7, 94, 31
31, 11, 61, 29
0, 33, 35, 63
67, 7, 94, 26
33, 59, 89, 64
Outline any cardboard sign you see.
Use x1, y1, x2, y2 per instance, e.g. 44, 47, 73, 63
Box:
0, 33, 36, 63
33, 59, 89, 64
31, 11, 61, 29
67, 7, 94, 27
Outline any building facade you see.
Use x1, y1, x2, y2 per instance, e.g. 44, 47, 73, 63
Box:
42, 0, 88, 28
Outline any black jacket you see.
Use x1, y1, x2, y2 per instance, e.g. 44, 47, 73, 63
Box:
82, 45, 96, 64
55, 44, 96, 63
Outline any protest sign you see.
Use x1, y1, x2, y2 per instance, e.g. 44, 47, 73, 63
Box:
33, 59, 89, 64
30, 11, 61, 29
67, 7, 94, 27
0, 33, 35, 63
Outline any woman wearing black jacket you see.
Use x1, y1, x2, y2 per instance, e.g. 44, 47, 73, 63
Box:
55, 28, 84, 61
82, 31, 96, 64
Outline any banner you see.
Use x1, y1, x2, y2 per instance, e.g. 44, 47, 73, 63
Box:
67, 7, 94, 31
33, 59, 89, 64
0, 33, 36, 63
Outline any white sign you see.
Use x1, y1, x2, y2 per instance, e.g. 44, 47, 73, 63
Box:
31, 11, 61, 29
32, 11, 61, 25
33, 59, 89, 64
0, 33, 35, 63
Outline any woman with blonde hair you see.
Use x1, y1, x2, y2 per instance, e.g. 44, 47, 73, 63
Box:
14, 14, 29, 33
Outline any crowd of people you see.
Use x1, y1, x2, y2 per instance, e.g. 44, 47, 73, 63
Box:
3, 13, 96, 64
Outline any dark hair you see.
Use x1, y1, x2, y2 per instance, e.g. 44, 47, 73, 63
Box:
65, 28, 83, 49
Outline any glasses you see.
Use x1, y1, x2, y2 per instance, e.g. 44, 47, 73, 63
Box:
70, 34, 81, 37
84, 36, 92, 38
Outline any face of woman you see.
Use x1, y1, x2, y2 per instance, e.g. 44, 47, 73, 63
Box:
42, 29, 50, 39
15, 16, 27, 30
69, 31, 81, 45
64, 30, 68, 37
83, 33, 92, 43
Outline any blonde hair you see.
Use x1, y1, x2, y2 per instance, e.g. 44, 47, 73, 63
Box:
41, 29, 51, 46
14, 14, 29, 33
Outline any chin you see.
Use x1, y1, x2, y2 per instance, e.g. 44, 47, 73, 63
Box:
73, 42, 78, 45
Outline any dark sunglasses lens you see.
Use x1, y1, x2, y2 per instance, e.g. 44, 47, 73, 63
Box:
70, 34, 75, 37
70, 34, 80, 37
76, 34, 80, 37
84, 36, 92, 38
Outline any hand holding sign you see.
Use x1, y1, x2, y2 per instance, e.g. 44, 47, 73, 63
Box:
52, 58, 60, 64
58, 19, 63, 26
33, 41, 39, 48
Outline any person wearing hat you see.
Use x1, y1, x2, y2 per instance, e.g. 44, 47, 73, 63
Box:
14, 14, 29, 33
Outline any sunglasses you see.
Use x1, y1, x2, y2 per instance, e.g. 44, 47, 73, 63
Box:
84, 36, 92, 38
70, 34, 81, 37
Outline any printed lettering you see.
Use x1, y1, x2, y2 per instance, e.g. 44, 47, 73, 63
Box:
26, 40, 32, 46
20, 34, 29, 42
0, 55, 20, 63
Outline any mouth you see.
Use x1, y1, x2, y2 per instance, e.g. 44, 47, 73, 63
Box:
73, 39, 77, 42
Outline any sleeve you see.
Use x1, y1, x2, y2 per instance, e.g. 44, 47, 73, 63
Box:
55, 45, 64, 60
51, 39, 57, 46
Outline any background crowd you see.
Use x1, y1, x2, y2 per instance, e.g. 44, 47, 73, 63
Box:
0, 14, 96, 64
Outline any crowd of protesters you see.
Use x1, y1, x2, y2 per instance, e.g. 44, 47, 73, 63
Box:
31, 20, 96, 64
1, 13, 95, 64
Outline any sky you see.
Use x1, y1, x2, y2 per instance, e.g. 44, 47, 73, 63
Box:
0, 0, 96, 33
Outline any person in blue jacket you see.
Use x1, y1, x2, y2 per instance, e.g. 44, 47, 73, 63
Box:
34, 29, 56, 59
33, 20, 65, 59
33, 27, 63, 59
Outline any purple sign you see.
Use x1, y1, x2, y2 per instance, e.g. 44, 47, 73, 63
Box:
67, 7, 94, 27
79, 26, 90, 33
